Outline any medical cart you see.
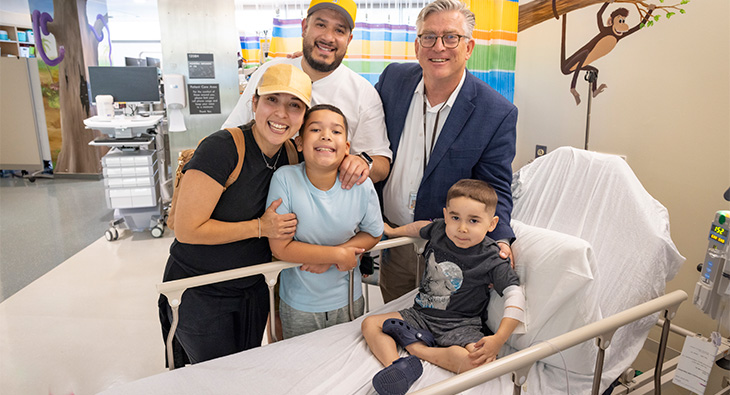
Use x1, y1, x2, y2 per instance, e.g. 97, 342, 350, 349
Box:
85, 114, 170, 241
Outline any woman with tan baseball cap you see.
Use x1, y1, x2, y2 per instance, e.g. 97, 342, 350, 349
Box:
159, 63, 312, 366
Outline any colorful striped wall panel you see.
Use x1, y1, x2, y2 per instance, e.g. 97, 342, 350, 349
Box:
239, 35, 261, 67
264, 1, 518, 101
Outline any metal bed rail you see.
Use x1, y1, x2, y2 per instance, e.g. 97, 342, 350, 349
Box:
411, 290, 688, 395
158, 236, 426, 371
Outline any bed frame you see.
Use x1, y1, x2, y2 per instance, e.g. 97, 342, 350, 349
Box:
157, 237, 703, 395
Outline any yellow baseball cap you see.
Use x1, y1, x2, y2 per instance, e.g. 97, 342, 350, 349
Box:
308, 0, 357, 31
256, 63, 312, 108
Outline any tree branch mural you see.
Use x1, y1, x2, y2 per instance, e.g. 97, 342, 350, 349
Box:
31, 0, 109, 174
518, 0, 689, 32
519, 0, 689, 105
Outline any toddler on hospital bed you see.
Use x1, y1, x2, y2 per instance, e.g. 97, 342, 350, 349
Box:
361, 179, 526, 395
266, 104, 383, 339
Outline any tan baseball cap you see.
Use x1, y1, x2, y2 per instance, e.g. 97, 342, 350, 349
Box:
308, 0, 357, 31
256, 63, 312, 108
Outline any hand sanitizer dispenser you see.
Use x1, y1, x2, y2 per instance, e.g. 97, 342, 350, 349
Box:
164, 74, 187, 132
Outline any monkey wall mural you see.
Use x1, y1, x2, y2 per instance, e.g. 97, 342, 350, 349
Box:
515, 0, 690, 105
553, 0, 655, 105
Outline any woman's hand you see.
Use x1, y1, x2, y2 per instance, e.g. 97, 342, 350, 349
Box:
260, 199, 297, 239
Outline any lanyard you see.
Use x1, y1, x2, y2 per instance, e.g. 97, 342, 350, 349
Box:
422, 93, 448, 171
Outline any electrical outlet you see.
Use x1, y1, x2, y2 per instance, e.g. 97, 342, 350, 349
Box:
535, 145, 547, 158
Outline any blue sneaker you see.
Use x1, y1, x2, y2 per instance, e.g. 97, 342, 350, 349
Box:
373, 355, 423, 395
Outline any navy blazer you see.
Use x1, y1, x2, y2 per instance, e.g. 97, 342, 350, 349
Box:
375, 62, 517, 242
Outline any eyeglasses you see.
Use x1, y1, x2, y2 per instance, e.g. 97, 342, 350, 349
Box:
418, 34, 469, 49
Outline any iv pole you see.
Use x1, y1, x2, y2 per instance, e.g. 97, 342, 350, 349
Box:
584, 70, 598, 151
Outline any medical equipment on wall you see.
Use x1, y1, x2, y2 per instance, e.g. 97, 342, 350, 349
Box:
694, 210, 730, 330
163, 74, 187, 132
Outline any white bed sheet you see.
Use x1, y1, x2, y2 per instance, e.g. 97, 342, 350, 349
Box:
100, 290, 511, 395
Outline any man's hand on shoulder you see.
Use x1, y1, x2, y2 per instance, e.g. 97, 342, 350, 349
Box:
339, 154, 370, 189
498, 242, 514, 268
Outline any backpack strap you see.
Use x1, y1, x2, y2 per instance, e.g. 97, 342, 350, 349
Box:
224, 127, 246, 189
284, 139, 299, 165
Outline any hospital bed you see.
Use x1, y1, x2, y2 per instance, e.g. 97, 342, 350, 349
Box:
101, 147, 690, 395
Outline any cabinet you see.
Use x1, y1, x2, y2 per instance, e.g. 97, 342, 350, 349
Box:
0, 57, 50, 178
0, 24, 35, 58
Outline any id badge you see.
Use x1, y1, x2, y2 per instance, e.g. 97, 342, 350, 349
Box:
408, 192, 417, 211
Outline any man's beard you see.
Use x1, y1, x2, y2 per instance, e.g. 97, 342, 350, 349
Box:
302, 40, 344, 73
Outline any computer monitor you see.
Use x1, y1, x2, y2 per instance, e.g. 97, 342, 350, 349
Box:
146, 57, 161, 68
125, 57, 146, 67
88, 66, 161, 104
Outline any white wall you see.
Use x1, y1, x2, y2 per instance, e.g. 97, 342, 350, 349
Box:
158, 0, 241, 159
106, 0, 162, 66
513, 0, 730, 391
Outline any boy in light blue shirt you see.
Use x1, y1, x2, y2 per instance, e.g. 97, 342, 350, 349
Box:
267, 104, 383, 339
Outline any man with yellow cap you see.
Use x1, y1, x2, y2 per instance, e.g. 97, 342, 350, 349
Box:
224, 0, 391, 190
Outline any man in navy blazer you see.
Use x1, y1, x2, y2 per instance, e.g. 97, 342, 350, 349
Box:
376, 0, 518, 303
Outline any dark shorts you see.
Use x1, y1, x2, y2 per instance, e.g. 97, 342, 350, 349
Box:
399, 307, 484, 348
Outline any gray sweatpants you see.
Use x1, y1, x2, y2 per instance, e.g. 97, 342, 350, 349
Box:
280, 297, 365, 339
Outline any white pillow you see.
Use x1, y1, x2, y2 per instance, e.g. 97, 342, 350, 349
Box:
487, 220, 601, 374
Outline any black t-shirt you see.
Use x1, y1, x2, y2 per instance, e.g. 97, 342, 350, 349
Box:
166, 121, 292, 289
415, 219, 520, 319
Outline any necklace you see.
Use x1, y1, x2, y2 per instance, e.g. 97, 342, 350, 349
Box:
261, 146, 283, 170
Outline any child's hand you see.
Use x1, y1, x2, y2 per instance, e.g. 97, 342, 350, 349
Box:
299, 264, 332, 274
301, 264, 332, 273
335, 246, 365, 271
383, 221, 429, 238
467, 335, 505, 366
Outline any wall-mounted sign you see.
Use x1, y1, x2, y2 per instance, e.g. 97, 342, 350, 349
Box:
188, 84, 220, 114
187, 53, 215, 79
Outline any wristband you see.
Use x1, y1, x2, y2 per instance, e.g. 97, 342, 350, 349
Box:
358, 152, 373, 170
